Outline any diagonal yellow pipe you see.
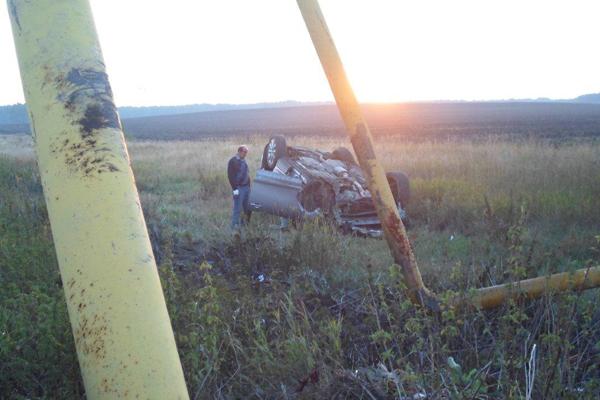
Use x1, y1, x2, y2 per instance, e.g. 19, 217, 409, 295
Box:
297, 0, 438, 308
296, 0, 600, 311
6, 0, 189, 398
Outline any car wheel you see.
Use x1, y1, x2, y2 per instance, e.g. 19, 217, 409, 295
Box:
386, 171, 410, 207
331, 146, 356, 165
262, 136, 287, 170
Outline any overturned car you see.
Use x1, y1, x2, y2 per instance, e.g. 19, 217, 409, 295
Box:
249, 136, 410, 237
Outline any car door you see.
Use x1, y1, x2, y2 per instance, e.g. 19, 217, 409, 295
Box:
249, 169, 305, 219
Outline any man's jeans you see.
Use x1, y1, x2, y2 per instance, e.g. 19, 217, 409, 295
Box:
231, 185, 251, 229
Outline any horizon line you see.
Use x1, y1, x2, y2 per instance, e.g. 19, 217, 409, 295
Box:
2, 94, 599, 109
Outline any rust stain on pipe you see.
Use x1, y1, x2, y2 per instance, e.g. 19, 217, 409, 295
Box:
49, 65, 122, 176
297, 0, 438, 309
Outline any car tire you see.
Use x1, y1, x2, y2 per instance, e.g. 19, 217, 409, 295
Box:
330, 146, 357, 165
262, 136, 287, 170
386, 171, 410, 207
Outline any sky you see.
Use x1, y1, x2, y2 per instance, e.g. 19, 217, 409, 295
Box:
1, 0, 600, 106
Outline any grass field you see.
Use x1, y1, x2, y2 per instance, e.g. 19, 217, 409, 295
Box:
1, 134, 600, 398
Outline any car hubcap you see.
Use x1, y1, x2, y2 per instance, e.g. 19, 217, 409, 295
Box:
267, 139, 277, 166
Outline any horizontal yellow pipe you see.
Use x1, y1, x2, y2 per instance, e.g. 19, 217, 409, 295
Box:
7, 0, 189, 398
457, 266, 600, 309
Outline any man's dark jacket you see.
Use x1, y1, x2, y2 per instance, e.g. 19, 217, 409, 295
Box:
227, 156, 250, 190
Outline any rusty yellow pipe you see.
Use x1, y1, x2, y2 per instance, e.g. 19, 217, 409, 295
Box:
7, 0, 189, 398
296, 0, 438, 308
296, 0, 600, 311
454, 266, 600, 309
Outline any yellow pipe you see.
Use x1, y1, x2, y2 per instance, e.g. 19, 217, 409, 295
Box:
7, 0, 189, 398
296, 0, 438, 308
296, 0, 600, 311
456, 266, 600, 309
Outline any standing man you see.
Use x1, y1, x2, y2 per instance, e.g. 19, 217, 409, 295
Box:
228, 145, 251, 230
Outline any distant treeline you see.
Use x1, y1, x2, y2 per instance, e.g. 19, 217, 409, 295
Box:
0, 101, 326, 126
2, 94, 600, 127
0, 104, 27, 125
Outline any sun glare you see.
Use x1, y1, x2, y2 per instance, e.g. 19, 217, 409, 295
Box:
321, 0, 600, 103
1, 0, 600, 105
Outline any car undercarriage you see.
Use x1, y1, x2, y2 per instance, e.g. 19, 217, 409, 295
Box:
249, 136, 410, 237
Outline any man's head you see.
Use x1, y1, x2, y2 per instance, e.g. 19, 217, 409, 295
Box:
237, 145, 248, 159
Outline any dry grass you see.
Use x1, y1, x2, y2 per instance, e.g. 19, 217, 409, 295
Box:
127, 136, 600, 200
3, 134, 599, 271
6, 133, 600, 194
2, 134, 600, 398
